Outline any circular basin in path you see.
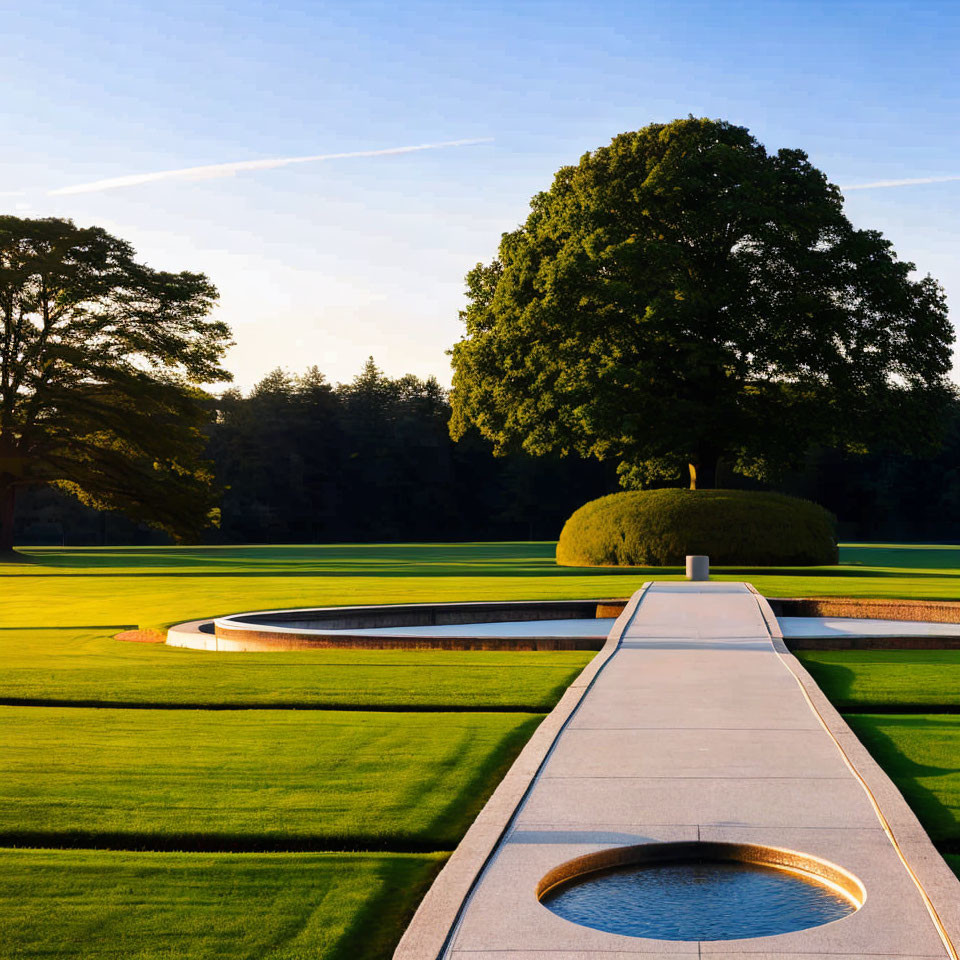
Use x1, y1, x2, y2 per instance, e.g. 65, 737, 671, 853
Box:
538, 841, 864, 941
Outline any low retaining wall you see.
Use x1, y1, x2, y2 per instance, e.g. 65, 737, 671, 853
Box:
771, 596, 960, 622
166, 599, 630, 652
771, 596, 960, 649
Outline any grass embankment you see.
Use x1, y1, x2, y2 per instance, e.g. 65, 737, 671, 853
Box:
0, 707, 540, 850
0, 629, 589, 709
0, 848, 444, 960
795, 646, 960, 870
797, 651, 960, 712
842, 715, 960, 849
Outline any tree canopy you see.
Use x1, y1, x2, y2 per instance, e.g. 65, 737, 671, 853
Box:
0, 216, 232, 551
450, 117, 954, 489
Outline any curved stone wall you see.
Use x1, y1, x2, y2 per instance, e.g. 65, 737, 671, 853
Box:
167, 599, 629, 651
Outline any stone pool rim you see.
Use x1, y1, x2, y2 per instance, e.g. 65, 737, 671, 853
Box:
167, 599, 629, 651
536, 839, 866, 922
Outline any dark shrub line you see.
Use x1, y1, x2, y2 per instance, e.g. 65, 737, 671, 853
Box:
0, 696, 547, 713
840, 704, 960, 715
0, 831, 455, 855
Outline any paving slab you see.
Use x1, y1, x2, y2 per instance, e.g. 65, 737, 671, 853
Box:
544, 727, 852, 779
517, 777, 879, 829
397, 582, 960, 960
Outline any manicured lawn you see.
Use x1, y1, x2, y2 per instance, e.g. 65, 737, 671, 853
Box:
0, 848, 443, 960
796, 651, 960, 711
843, 715, 960, 846
0, 629, 590, 710
6, 539, 960, 955
0, 706, 541, 849
795, 648, 960, 875
0, 542, 644, 628
6, 541, 960, 630
1, 543, 606, 957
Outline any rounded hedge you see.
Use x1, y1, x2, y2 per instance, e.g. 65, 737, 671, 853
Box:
556, 489, 838, 567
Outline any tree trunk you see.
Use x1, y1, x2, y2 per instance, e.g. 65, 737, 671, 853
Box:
688, 455, 719, 490
0, 482, 15, 553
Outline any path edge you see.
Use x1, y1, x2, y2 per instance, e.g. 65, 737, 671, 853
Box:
747, 583, 960, 954
392, 584, 650, 960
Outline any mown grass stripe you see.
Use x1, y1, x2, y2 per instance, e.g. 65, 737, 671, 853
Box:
0, 628, 590, 710
0, 847, 447, 960
0, 706, 543, 849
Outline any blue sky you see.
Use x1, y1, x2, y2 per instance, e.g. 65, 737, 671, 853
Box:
3, 0, 959, 388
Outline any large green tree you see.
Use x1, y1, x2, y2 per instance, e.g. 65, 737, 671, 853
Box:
0, 216, 232, 553
450, 118, 954, 490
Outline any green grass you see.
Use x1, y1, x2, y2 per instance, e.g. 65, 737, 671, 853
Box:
796, 651, 960, 711
0, 706, 540, 849
1, 543, 609, 958
6, 541, 960, 630
793, 650, 960, 875
0, 629, 590, 709
843, 714, 960, 846
7, 539, 960, 955
0, 848, 444, 960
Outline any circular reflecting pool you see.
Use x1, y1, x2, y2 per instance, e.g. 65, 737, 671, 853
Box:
539, 843, 862, 941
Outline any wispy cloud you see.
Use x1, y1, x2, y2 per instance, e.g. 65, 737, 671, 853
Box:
840, 174, 960, 191
48, 138, 493, 196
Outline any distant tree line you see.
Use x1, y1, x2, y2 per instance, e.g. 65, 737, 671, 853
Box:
13, 358, 617, 545
12, 355, 960, 548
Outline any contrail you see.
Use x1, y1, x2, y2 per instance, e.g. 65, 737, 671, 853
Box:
48, 138, 493, 196
840, 174, 960, 191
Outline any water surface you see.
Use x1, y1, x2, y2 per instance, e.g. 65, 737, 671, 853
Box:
542, 860, 856, 940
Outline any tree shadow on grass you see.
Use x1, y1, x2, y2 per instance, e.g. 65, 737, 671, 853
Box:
13, 542, 960, 583
421, 715, 544, 849
0, 549, 37, 564
799, 659, 859, 708
844, 714, 960, 844
321, 717, 547, 960
17, 563, 960, 583
326, 854, 448, 960
14, 543, 560, 571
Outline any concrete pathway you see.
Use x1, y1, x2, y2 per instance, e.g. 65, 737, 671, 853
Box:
433, 582, 958, 959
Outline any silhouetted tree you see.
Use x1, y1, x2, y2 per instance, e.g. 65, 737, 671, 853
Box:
0, 216, 231, 554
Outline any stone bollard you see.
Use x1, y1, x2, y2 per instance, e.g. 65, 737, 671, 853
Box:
686, 555, 709, 581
